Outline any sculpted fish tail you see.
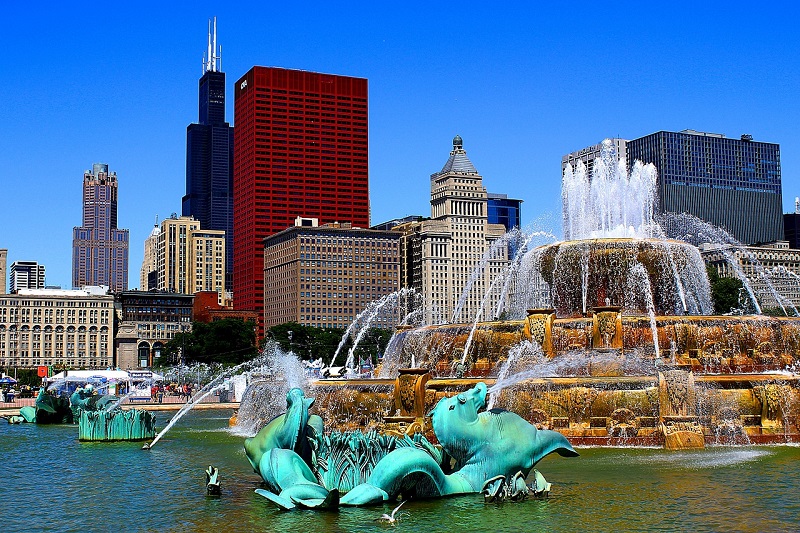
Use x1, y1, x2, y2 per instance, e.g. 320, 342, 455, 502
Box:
532, 429, 579, 465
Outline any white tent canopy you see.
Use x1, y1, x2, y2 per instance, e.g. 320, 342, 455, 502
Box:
46, 370, 164, 384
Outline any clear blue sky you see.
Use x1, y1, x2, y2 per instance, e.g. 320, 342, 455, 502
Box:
2, 1, 799, 289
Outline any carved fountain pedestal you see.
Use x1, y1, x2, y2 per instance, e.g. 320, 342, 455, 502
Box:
659, 370, 704, 450
382, 368, 431, 437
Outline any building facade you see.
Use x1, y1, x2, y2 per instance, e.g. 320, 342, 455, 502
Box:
701, 240, 800, 309
139, 221, 161, 291
487, 193, 523, 231
0, 288, 114, 370
72, 163, 130, 291
10, 261, 46, 292
192, 291, 257, 324
0, 249, 6, 294
115, 291, 194, 369
233, 66, 370, 329
263, 218, 400, 329
561, 138, 627, 179
182, 19, 234, 293
626, 130, 783, 244
398, 136, 508, 324
156, 215, 226, 301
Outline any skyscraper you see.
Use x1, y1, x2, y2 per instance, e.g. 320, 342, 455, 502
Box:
182, 18, 234, 293
398, 136, 508, 324
139, 219, 160, 291
626, 130, 783, 244
10, 260, 45, 292
72, 163, 129, 291
233, 66, 369, 329
0, 249, 6, 294
156, 215, 226, 299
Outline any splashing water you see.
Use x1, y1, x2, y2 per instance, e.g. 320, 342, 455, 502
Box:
486, 340, 543, 410
229, 346, 309, 437
627, 263, 660, 359
330, 288, 415, 369
461, 273, 506, 364
562, 140, 658, 241
145, 345, 295, 449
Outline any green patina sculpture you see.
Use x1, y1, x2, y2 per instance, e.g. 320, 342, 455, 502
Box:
70, 385, 119, 420
19, 387, 74, 424
16, 386, 155, 441
78, 408, 156, 441
247, 383, 578, 510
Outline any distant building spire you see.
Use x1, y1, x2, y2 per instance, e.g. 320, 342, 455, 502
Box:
204, 17, 220, 73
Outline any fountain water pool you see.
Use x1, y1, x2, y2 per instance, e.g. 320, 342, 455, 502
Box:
3, 410, 799, 530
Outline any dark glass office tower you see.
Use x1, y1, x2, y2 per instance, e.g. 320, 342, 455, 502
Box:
487, 193, 523, 231
627, 130, 783, 245
182, 18, 234, 292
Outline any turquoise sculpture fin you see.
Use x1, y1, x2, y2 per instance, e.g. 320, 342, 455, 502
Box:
255, 489, 296, 511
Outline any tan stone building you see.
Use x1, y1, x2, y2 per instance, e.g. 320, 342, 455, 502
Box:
701, 240, 800, 309
0, 249, 6, 294
155, 215, 226, 302
115, 291, 194, 369
139, 222, 160, 290
0, 287, 114, 370
398, 136, 508, 324
263, 218, 402, 329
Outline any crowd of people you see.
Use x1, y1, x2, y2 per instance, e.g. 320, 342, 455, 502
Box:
150, 383, 194, 403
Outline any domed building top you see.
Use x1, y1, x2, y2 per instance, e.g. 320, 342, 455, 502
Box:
440, 135, 478, 174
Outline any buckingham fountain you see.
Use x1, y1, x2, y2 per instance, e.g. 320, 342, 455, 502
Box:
235, 140, 800, 509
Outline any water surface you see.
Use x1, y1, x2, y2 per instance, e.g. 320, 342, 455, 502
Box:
2, 410, 798, 532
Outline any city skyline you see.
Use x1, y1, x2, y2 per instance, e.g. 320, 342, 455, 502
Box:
2, 2, 799, 289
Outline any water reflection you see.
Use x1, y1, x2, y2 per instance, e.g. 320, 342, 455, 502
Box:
1, 411, 798, 532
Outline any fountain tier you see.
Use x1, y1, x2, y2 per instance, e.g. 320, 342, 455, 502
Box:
532, 238, 711, 317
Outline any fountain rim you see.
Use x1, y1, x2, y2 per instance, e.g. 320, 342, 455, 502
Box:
539, 237, 697, 249
394, 311, 800, 333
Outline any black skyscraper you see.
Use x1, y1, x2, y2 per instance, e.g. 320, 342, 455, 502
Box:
627, 130, 783, 245
182, 18, 234, 291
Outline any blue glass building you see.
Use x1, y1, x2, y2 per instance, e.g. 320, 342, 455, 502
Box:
626, 130, 783, 244
487, 193, 523, 231
182, 24, 234, 291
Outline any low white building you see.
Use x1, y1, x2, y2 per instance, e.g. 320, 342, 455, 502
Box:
0, 287, 114, 370
700, 240, 800, 310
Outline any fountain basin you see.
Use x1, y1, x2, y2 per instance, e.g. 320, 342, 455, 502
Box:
532, 238, 712, 317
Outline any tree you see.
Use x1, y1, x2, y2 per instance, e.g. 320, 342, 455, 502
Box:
707, 266, 744, 315
265, 322, 395, 365
163, 318, 258, 365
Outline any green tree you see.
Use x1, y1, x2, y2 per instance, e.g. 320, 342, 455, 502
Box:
163, 318, 258, 365
707, 266, 744, 315
265, 322, 394, 365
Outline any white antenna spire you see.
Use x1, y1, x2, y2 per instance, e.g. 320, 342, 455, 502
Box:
795, 197, 799, 214
212, 17, 218, 72
206, 19, 212, 72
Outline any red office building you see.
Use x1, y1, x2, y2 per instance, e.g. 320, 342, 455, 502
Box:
233, 66, 369, 329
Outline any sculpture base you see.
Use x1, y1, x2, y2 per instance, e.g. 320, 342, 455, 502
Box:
78, 409, 157, 442
662, 417, 705, 450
